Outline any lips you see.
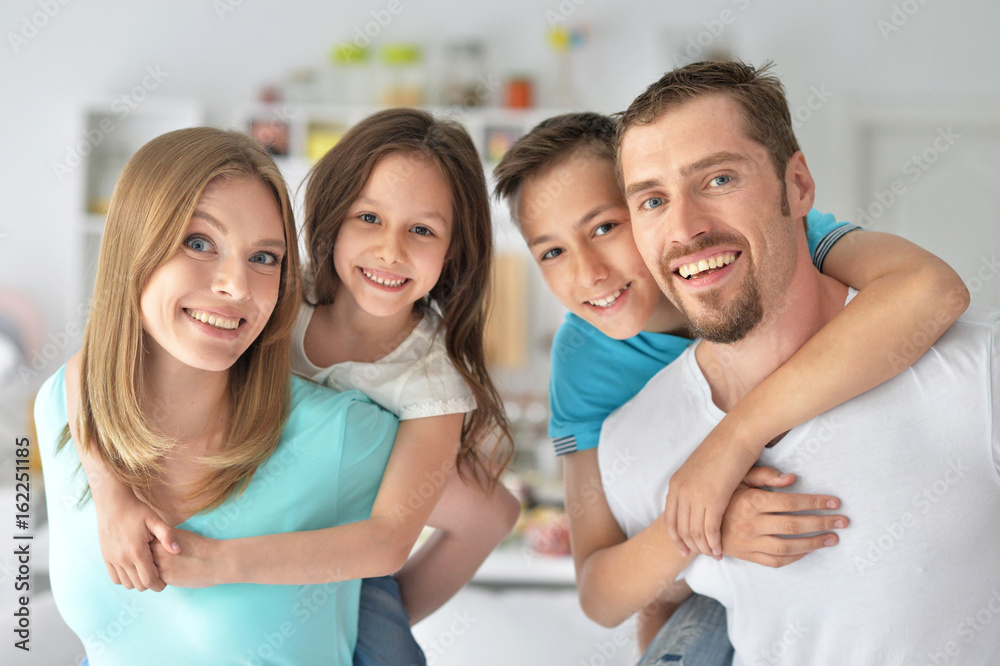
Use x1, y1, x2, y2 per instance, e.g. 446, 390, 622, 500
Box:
586, 283, 630, 308
360, 267, 409, 289
184, 308, 243, 330
677, 252, 739, 279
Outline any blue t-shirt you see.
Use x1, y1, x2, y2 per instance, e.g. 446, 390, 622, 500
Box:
37, 369, 397, 666
549, 209, 859, 455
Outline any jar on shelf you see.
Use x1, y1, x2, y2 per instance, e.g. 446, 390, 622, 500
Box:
440, 40, 487, 107
379, 43, 425, 107
328, 42, 373, 106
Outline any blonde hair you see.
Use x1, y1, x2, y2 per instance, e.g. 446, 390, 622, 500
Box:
64, 127, 301, 513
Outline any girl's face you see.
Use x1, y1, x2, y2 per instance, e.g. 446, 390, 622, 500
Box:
518, 154, 664, 340
140, 177, 286, 373
333, 151, 453, 319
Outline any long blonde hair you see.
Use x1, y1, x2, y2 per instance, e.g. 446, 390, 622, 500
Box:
64, 127, 301, 513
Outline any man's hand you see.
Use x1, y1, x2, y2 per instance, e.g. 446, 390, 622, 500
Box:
663, 425, 759, 559
96, 493, 180, 592
152, 529, 224, 588
720, 466, 848, 567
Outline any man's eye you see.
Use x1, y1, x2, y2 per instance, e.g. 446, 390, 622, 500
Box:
709, 175, 732, 188
642, 197, 664, 210
360, 213, 379, 224
594, 222, 617, 236
541, 248, 564, 261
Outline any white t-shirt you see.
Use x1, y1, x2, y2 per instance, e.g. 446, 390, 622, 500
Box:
599, 299, 1000, 666
291, 303, 476, 420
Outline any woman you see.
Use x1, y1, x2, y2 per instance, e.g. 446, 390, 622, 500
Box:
36, 127, 397, 665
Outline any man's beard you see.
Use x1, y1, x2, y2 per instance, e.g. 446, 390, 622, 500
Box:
660, 233, 763, 344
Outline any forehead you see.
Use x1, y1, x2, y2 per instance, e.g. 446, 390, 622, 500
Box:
620, 94, 766, 181
517, 154, 623, 239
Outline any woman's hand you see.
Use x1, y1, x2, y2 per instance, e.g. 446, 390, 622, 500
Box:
720, 466, 849, 568
95, 490, 180, 592
151, 529, 225, 588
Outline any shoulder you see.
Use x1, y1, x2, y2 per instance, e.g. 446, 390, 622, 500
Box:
286, 375, 399, 444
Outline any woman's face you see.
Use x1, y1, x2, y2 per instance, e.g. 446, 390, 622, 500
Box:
139, 177, 286, 373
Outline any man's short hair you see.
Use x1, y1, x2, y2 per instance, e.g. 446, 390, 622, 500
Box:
493, 112, 617, 227
618, 60, 800, 183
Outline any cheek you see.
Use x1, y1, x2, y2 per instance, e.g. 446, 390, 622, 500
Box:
540, 266, 576, 308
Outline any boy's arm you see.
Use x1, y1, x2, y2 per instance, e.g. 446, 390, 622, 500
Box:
394, 464, 521, 624
665, 230, 971, 558
153, 414, 462, 587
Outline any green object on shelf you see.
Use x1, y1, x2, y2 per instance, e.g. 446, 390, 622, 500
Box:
330, 42, 370, 65
381, 43, 422, 66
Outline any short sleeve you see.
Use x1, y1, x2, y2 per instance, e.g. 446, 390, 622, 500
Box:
806, 209, 862, 272
548, 320, 607, 456
396, 338, 477, 420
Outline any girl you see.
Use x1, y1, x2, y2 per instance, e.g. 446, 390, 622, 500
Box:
493, 111, 969, 662
38, 127, 397, 665
77, 109, 520, 665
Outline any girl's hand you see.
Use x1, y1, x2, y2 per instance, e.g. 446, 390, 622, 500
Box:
720, 466, 848, 568
663, 423, 759, 559
96, 493, 180, 592
151, 529, 223, 588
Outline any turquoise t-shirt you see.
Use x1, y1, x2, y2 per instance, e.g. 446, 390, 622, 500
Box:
37, 369, 397, 666
549, 209, 859, 455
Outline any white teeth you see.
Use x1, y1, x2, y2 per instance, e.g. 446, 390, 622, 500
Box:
186, 309, 240, 330
362, 269, 407, 288
587, 284, 628, 308
677, 253, 737, 279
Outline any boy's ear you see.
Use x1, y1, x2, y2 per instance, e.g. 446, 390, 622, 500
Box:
784, 151, 815, 218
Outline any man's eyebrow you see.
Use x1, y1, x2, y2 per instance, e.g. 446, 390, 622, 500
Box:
680, 152, 747, 178
192, 210, 285, 250
625, 179, 662, 201
527, 203, 620, 248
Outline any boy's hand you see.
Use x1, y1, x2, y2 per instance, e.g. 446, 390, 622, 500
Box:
96, 494, 180, 592
151, 529, 223, 588
720, 466, 848, 567
663, 427, 759, 559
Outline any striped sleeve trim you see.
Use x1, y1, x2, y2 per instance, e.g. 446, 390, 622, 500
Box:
813, 224, 862, 273
552, 435, 578, 456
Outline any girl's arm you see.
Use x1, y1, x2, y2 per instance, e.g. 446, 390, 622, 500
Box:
394, 462, 521, 624
65, 354, 179, 592
153, 414, 463, 586
665, 230, 971, 558
566, 451, 846, 628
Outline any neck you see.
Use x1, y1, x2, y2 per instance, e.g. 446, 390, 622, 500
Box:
326, 288, 422, 362
694, 253, 848, 413
141, 346, 230, 446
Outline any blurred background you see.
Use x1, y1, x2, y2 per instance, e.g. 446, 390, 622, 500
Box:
1, 1, 998, 664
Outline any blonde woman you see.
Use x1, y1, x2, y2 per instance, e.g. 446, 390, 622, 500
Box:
35, 127, 397, 665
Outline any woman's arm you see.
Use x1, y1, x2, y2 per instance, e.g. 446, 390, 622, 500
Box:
154, 414, 463, 586
394, 463, 521, 624
665, 230, 971, 557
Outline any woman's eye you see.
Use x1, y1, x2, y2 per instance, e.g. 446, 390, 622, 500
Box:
250, 252, 281, 266
411, 225, 433, 237
541, 248, 564, 261
185, 236, 212, 252
360, 213, 379, 224
709, 175, 732, 188
594, 222, 617, 237
641, 197, 664, 210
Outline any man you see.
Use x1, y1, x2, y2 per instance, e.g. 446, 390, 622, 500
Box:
601, 60, 1000, 665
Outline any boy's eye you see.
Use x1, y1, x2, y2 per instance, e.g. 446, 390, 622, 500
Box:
360, 213, 379, 224
541, 247, 564, 261
594, 222, 617, 237
250, 251, 281, 266
411, 225, 433, 237
641, 197, 664, 210
709, 175, 732, 188
185, 236, 212, 252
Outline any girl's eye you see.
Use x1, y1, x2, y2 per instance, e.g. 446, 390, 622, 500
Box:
541, 248, 564, 261
709, 175, 732, 188
411, 225, 433, 237
250, 251, 281, 266
594, 222, 617, 237
360, 213, 379, 224
185, 236, 213, 252
641, 197, 664, 210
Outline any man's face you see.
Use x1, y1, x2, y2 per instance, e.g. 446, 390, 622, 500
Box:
620, 94, 810, 343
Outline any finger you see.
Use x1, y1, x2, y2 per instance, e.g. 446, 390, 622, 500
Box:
136, 552, 166, 592
676, 498, 693, 557
105, 562, 122, 586
753, 532, 840, 558
123, 564, 148, 592
704, 505, 725, 558
754, 490, 840, 514
744, 551, 810, 568
758, 513, 849, 537
148, 519, 181, 554
689, 505, 713, 558
664, 493, 684, 555
743, 466, 795, 488
115, 565, 135, 590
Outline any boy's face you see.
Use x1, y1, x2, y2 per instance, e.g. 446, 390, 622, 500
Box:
517, 153, 664, 340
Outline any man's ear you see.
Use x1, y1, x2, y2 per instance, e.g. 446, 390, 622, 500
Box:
784, 151, 815, 218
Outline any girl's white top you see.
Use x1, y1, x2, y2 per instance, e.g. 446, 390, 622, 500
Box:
291, 303, 477, 420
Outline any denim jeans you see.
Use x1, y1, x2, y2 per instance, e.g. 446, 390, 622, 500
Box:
636, 593, 734, 666
353, 575, 426, 666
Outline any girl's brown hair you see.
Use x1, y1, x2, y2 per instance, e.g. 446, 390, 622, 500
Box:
66, 127, 301, 513
303, 108, 513, 489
